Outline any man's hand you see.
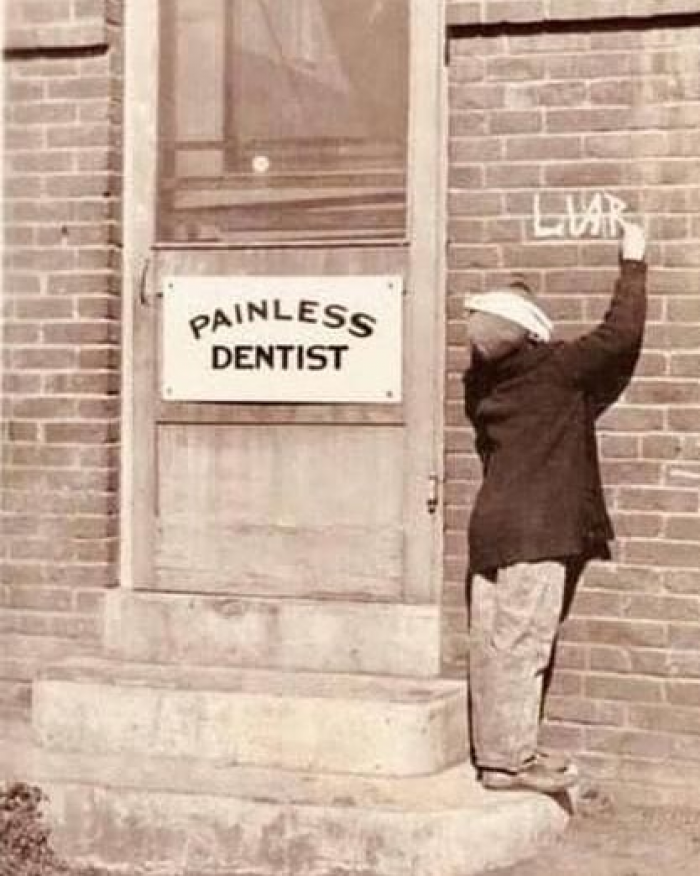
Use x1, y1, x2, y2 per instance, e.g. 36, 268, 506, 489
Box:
621, 222, 646, 262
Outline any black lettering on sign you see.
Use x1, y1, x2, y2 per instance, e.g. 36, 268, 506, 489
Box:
329, 345, 349, 370
234, 346, 255, 369
212, 345, 232, 369
306, 345, 329, 370
298, 299, 320, 324
247, 300, 269, 322
323, 303, 348, 330
189, 314, 210, 340
349, 312, 377, 338
212, 308, 233, 333
272, 299, 294, 321
277, 344, 295, 369
211, 344, 353, 371
255, 346, 276, 368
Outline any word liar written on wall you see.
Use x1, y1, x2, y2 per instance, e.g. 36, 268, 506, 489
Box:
161, 276, 403, 403
533, 191, 631, 239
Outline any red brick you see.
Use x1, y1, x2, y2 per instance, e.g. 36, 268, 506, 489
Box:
629, 704, 700, 737
669, 625, 700, 649
669, 652, 700, 680
625, 379, 699, 405
448, 165, 485, 189
484, 1, 545, 24
43, 321, 117, 345
667, 682, 700, 708
448, 191, 503, 217
502, 243, 579, 269
490, 109, 543, 134
449, 111, 489, 138
571, 619, 668, 649
46, 173, 113, 198
667, 408, 700, 432
1, 586, 73, 612
627, 594, 700, 624
449, 245, 500, 270
10, 398, 77, 420
47, 77, 111, 100
44, 422, 118, 445
572, 590, 626, 618
546, 107, 628, 134
10, 151, 74, 173
14, 298, 74, 320
545, 162, 625, 188
486, 56, 547, 82
585, 674, 664, 703
600, 460, 661, 486
612, 513, 663, 538
588, 645, 633, 673
6, 445, 75, 467
641, 435, 685, 459
548, 695, 627, 727
586, 727, 672, 759
617, 488, 698, 514
450, 84, 505, 112
505, 134, 582, 161
547, 670, 584, 697
11, 347, 76, 370
2, 373, 42, 395
518, 81, 587, 107
600, 434, 640, 459
623, 539, 700, 570
555, 643, 588, 670
538, 722, 585, 753
598, 407, 665, 432
665, 517, 700, 542
12, 101, 77, 125
486, 163, 542, 188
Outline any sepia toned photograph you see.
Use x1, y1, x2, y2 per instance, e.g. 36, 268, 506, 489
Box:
2, 2, 700, 874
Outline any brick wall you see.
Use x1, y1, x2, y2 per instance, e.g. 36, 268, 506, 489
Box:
1, 0, 123, 724
444, 12, 700, 793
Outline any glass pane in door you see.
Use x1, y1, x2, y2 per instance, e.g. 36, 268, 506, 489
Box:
158, 0, 410, 242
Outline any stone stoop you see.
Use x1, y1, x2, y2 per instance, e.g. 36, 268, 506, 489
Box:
17, 747, 570, 875
20, 597, 571, 873
103, 591, 443, 677
33, 657, 468, 776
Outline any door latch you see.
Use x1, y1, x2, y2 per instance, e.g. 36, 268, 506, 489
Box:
138, 256, 153, 306
427, 473, 440, 515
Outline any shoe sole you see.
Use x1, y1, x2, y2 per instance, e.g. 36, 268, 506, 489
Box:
482, 769, 579, 794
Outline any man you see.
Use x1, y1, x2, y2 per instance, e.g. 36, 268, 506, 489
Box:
464, 223, 647, 793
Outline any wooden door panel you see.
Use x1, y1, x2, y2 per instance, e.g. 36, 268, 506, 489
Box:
154, 424, 404, 598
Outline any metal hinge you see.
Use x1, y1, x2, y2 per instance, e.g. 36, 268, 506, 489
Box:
427, 473, 441, 515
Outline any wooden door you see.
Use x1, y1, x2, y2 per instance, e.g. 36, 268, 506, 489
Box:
122, 0, 446, 606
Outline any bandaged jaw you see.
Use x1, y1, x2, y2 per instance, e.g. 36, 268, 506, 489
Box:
464, 290, 553, 343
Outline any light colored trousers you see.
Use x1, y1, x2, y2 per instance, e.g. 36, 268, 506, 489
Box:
468, 561, 567, 772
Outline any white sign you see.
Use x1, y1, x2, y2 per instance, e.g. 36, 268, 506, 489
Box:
162, 275, 403, 403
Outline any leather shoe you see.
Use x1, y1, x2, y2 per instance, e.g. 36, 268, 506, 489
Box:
480, 760, 579, 793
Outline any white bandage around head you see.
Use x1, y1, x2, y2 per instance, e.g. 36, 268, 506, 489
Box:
464, 290, 553, 343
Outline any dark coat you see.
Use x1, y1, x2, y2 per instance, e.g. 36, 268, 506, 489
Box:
465, 260, 647, 574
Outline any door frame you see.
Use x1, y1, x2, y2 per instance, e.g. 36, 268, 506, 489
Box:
120, 0, 448, 603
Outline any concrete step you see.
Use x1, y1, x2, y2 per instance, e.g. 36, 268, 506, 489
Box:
23, 748, 570, 875
104, 590, 442, 676
34, 658, 468, 777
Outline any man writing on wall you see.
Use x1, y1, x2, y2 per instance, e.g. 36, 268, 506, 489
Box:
464, 223, 647, 793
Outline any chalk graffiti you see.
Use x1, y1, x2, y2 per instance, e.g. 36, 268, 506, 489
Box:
533, 191, 630, 240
